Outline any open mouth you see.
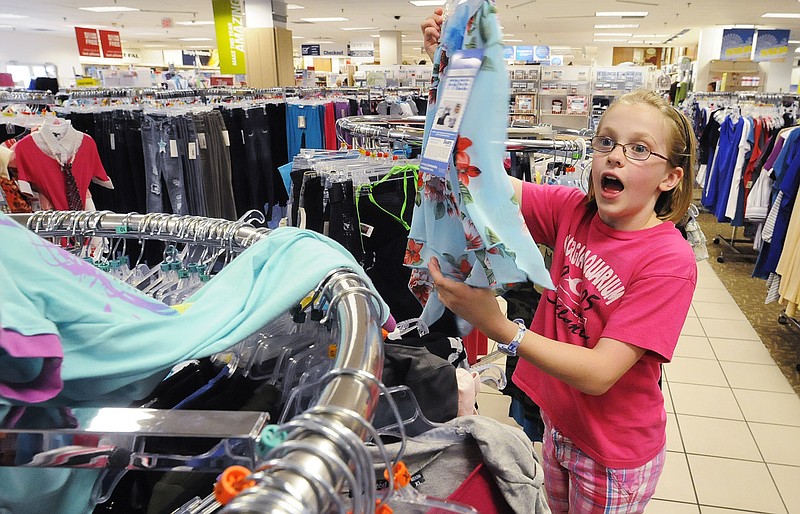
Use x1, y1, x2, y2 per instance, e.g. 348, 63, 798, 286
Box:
602, 175, 624, 193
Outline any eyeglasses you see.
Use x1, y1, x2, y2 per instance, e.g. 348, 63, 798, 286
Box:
590, 136, 669, 162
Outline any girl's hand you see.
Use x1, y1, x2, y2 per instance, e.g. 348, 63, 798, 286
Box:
428, 257, 509, 340
421, 8, 444, 61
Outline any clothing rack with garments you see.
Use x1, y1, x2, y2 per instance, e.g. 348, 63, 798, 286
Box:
0, 89, 56, 107
1, 209, 546, 514
685, 91, 797, 263
2, 209, 387, 513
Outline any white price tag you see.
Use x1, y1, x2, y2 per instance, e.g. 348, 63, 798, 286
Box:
197, 133, 207, 149
169, 139, 178, 157
298, 115, 306, 129
188, 142, 197, 160
222, 130, 230, 146
420, 49, 484, 177
109, 133, 115, 150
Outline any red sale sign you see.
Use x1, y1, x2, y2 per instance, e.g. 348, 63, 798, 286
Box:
75, 27, 101, 57
99, 30, 123, 59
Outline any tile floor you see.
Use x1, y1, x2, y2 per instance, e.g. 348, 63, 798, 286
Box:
475, 259, 800, 513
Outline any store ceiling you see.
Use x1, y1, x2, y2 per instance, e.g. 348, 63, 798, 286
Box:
3, 0, 800, 62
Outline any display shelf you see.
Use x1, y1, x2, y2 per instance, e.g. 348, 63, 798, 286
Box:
508, 65, 541, 126
538, 64, 592, 130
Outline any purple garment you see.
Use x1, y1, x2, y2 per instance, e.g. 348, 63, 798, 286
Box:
0, 327, 63, 403
764, 135, 786, 172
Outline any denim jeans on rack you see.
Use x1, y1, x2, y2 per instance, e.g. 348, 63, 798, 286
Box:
241, 106, 274, 218
193, 110, 237, 220
174, 114, 207, 217
107, 111, 143, 214
220, 107, 248, 218
141, 114, 188, 214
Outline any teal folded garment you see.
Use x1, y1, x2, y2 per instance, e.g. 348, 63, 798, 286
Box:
0, 212, 389, 407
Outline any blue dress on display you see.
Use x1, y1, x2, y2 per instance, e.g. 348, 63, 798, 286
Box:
404, 0, 553, 332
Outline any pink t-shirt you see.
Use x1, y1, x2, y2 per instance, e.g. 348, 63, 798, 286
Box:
14, 134, 110, 211
515, 182, 696, 468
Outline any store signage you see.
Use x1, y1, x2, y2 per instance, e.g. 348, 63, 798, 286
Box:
99, 30, 123, 59
212, 0, 246, 75
182, 49, 214, 67
720, 28, 754, 61
515, 46, 534, 62
534, 45, 550, 60
754, 29, 790, 62
502, 46, 515, 60
75, 27, 101, 58
321, 44, 347, 57
349, 39, 374, 58
301, 44, 321, 56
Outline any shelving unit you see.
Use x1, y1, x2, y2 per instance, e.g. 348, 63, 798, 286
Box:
591, 67, 647, 130
538, 65, 592, 130
708, 59, 763, 93
508, 65, 540, 127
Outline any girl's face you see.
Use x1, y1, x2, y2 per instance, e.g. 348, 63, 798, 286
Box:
591, 102, 684, 231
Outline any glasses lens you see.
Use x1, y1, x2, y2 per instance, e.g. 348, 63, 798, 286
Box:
625, 143, 651, 160
592, 136, 614, 152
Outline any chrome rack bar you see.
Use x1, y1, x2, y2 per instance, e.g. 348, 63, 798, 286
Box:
336, 115, 589, 156
0, 408, 270, 472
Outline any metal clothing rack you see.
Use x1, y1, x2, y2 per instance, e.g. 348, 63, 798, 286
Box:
712, 225, 758, 264
335, 115, 590, 157
2, 210, 386, 514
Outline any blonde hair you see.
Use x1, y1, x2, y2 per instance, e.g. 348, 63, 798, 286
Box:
587, 89, 697, 224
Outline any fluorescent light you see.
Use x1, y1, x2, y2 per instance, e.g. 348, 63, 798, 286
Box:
594, 32, 632, 37
143, 44, 167, 47
503, 39, 523, 43
286, 4, 305, 9
410, 0, 446, 6
175, 20, 215, 26
0, 25, 12, 28
594, 24, 639, 28
503, 33, 515, 37
370, 34, 380, 38
593, 38, 629, 42
790, 40, 800, 44
762, 13, 800, 18
292, 35, 304, 39
179, 37, 213, 41
0, 13, 28, 18
596, 11, 648, 17
79, 6, 140, 12
404, 39, 423, 43
300, 17, 348, 22
340, 27, 379, 31
636, 34, 669, 38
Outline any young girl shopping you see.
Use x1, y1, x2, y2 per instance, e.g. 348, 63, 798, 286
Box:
422, 11, 699, 514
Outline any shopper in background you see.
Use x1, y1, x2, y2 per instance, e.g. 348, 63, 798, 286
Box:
421, 10, 698, 513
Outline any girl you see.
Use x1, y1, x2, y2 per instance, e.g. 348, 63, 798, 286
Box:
427, 82, 698, 511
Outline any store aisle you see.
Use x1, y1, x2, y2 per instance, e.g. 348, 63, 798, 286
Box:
475, 259, 800, 513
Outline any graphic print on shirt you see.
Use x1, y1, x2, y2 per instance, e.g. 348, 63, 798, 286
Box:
0, 217, 176, 317
549, 234, 627, 341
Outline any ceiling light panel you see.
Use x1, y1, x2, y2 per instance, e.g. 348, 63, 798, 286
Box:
761, 13, 800, 18
300, 17, 349, 22
596, 11, 648, 17
594, 24, 639, 29
409, 0, 446, 6
79, 6, 140, 12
